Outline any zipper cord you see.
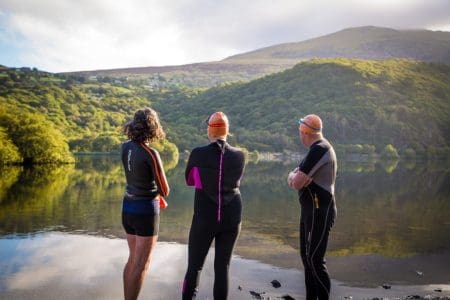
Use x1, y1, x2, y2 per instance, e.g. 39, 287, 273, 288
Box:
217, 143, 225, 223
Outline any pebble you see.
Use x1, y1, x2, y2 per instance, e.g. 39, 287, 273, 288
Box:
270, 279, 281, 288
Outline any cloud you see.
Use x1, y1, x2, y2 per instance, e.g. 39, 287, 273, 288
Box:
0, 0, 449, 72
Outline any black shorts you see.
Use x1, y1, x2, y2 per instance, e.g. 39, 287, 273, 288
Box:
122, 212, 160, 237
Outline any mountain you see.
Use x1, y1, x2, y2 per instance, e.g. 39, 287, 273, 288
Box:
65, 26, 450, 88
154, 58, 450, 154
225, 26, 450, 64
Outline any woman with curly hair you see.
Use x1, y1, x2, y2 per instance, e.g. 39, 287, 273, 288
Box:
121, 107, 170, 300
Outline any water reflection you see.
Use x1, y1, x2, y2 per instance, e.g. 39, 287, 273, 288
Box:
0, 156, 449, 286
2, 233, 446, 300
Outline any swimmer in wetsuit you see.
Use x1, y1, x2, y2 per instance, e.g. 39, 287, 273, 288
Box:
121, 107, 169, 300
287, 114, 337, 300
182, 112, 246, 300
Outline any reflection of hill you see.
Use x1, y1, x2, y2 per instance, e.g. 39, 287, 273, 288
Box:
330, 161, 450, 257
241, 160, 450, 257
161, 159, 450, 260
0, 157, 448, 259
0, 155, 182, 238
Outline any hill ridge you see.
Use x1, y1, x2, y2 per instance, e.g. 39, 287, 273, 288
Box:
62, 26, 450, 89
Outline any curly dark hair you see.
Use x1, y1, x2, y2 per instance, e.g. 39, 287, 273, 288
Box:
123, 108, 165, 143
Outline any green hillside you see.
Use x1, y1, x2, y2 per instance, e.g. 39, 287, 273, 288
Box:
0, 67, 179, 165
67, 62, 286, 89
155, 59, 450, 155
1, 59, 449, 163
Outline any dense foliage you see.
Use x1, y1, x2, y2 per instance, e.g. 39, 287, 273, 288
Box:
0, 66, 179, 164
0, 105, 74, 164
1, 58, 449, 163
156, 59, 450, 155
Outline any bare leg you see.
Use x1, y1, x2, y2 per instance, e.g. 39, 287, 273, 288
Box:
123, 234, 158, 300
124, 234, 136, 299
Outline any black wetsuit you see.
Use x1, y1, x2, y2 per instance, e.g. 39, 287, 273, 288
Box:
121, 141, 168, 236
298, 139, 337, 300
182, 140, 245, 300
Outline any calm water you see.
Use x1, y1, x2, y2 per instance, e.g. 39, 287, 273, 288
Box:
0, 155, 449, 294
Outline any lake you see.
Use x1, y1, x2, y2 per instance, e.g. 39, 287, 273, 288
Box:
0, 155, 449, 299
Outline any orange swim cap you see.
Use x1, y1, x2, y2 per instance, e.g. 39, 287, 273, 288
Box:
299, 114, 322, 134
207, 112, 229, 138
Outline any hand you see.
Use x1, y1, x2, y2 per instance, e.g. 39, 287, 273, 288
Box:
291, 170, 313, 190
287, 168, 299, 187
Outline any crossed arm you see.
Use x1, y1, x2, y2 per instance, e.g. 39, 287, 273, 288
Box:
287, 167, 312, 190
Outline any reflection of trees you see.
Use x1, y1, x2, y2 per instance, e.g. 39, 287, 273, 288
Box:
0, 166, 22, 202
379, 158, 399, 173
331, 161, 450, 257
1, 157, 449, 258
0, 155, 182, 238
236, 160, 450, 257
0, 156, 127, 236
158, 160, 194, 242
61, 156, 125, 235
0, 164, 74, 234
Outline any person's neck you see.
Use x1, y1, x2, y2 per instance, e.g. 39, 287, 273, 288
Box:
209, 137, 227, 143
307, 134, 322, 147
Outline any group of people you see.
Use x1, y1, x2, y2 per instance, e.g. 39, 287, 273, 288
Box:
121, 108, 337, 300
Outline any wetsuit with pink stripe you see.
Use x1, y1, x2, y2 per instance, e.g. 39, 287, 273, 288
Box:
298, 138, 337, 300
182, 139, 245, 300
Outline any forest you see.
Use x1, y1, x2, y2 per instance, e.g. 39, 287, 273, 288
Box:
155, 59, 450, 156
0, 58, 449, 165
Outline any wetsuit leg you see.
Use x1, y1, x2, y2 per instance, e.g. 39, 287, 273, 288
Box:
300, 215, 317, 300
182, 218, 215, 300
213, 224, 241, 300
309, 202, 334, 300
300, 191, 336, 300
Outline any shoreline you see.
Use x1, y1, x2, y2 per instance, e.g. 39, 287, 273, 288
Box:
0, 233, 448, 300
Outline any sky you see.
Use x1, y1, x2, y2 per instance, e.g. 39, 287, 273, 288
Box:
0, 0, 449, 72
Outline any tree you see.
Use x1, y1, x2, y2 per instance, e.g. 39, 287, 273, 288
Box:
0, 126, 22, 164
0, 107, 74, 164
381, 144, 400, 159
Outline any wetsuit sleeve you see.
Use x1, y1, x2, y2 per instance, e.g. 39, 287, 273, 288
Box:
299, 144, 328, 177
185, 149, 203, 189
151, 148, 170, 197
185, 150, 195, 184
140, 144, 170, 197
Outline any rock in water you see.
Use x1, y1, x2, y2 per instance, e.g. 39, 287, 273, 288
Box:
382, 283, 391, 289
281, 295, 295, 300
270, 279, 281, 288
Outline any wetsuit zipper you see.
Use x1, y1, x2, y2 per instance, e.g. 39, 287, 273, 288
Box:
217, 147, 224, 223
